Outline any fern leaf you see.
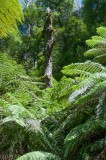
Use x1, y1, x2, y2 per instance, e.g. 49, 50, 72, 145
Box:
0, 0, 23, 38
84, 48, 106, 57
68, 73, 106, 103
85, 27, 106, 64
62, 61, 105, 78
93, 54, 106, 64
16, 151, 61, 160
86, 39, 106, 48
0, 104, 41, 132
78, 138, 106, 160
97, 27, 106, 39
64, 118, 106, 159
74, 80, 106, 105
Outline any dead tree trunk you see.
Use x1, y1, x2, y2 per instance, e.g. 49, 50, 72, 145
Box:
43, 7, 54, 87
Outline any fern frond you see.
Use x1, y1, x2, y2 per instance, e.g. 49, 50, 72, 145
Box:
54, 77, 75, 99
86, 39, 106, 48
97, 27, 106, 39
84, 48, 106, 57
62, 61, 105, 78
93, 54, 106, 64
0, 104, 41, 132
64, 118, 106, 159
74, 81, 106, 106
68, 73, 106, 103
78, 138, 106, 160
85, 27, 106, 64
0, 0, 23, 38
95, 92, 106, 120
16, 151, 61, 160
56, 61, 106, 109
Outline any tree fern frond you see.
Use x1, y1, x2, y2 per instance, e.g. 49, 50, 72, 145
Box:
68, 80, 94, 103
57, 62, 106, 108
86, 39, 106, 48
54, 77, 75, 99
0, 0, 23, 38
62, 61, 105, 78
91, 36, 104, 40
0, 104, 41, 132
97, 27, 106, 39
53, 101, 96, 147
93, 54, 106, 64
68, 73, 106, 103
74, 81, 106, 105
84, 48, 106, 57
95, 92, 106, 120
16, 151, 61, 160
78, 138, 106, 160
85, 27, 106, 64
64, 118, 106, 159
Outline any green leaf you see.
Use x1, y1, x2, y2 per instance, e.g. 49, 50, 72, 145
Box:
16, 151, 61, 160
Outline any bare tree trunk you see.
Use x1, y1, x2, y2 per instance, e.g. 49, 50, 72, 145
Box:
43, 7, 54, 87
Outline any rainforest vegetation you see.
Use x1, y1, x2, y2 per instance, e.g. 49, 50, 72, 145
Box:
0, 0, 106, 160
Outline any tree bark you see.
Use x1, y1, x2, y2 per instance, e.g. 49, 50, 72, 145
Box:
43, 7, 54, 87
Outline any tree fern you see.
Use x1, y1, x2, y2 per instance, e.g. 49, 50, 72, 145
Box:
56, 61, 106, 107
51, 61, 104, 105
57, 59, 106, 159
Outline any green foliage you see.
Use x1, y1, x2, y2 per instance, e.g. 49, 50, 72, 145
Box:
82, 0, 106, 33
1, 0, 89, 79
56, 61, 106, 107
36, 0, 73, 20
0, 53, 49, 119
0, 53, 25, 94
52, 53, 106, 159
0, 54, 56, 156
16, 151, 61, 160
64, 118, 106, 159
0, 2, 106, 159
0, 100, 41, 131
0, 0, 23, 38
62, 61, 105, 77
84, 27, 106, 65
53, 16, 89, 79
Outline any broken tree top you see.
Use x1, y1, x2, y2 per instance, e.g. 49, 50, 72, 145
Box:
46, 7, 51, 13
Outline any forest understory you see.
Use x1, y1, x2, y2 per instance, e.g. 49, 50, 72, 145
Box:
0, 0, 106, 160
